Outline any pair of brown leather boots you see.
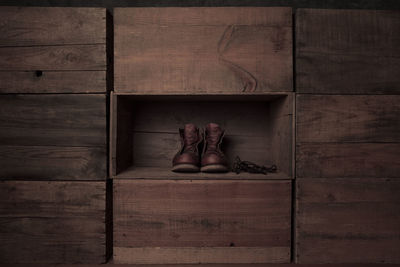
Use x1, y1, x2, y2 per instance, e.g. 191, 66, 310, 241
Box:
172, 123, 229, 173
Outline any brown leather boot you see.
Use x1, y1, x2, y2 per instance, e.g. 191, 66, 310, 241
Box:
201, 123, 229, 173
172, 123, 202, 172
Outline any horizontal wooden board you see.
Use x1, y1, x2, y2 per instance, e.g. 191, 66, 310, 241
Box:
116, 7, 292, 26
115, 7, 292, 93
0, 180, 105, 263
0, 7, 106, 46
296, 9, 400, 94
0, 71, 106, 93
115, 166, 289, 180
296, 178, 400, 263
0, 145, 106, 180
114, 247, 290, 264
0, 44, 106, 71
114, 180, 291, 264
0, 94, 106, 147
296, 95, 400, 143
296, 143, 400, 178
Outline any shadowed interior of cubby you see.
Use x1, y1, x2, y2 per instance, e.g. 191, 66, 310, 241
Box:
111, 94, 293, 179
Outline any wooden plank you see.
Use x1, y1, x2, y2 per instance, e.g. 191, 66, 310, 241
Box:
297, 95, 400, 143
114, 247, 290, 264
0, 44, 106, 71
296, 143, 400, 178
115, 7, 292, 93
296, 178, 400, 263
0, 180, 105, 263
0, 71, 106, 93
115, 166, 289, 180
0, 94, 106, 147
0, 7, 106, 46
296, 9, 400, 94
270, 94, 294, 178
115, 95, 133, 175
117, 7, 292, 26
0, 145, 106, 180
114, 180, 291, 263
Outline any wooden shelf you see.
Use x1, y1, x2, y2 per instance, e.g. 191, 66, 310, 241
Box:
113, 166, 290, 180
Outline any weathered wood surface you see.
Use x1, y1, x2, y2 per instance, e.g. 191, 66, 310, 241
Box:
115, 166, 289, 180
114, 247, 290, 264
297, 95, 400, 143
0, 71, 106, 94
0, 180, 106, 263
296, 178, 400, 263
0, 94, 106, 147
0, 145, 106, 180
111, 94, 133, 176
114, 7, 292, 93
0, 94, 107, 180
114, 180, 291, 263
0, 7, 106, 93
0, 7, 106, 46
0, 45, 106, 71
296, 9, 400, 94
296, 143, 400, 178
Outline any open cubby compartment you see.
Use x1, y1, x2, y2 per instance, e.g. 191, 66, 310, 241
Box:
110, 93, 294, 179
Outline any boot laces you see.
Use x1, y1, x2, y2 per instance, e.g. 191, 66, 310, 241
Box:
183, 130, 198, 152
206, 129, 221, 153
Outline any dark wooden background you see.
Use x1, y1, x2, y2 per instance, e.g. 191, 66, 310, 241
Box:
0, 2, 399, 265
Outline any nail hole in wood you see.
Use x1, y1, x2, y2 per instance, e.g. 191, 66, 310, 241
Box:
35, 70, 43, 77
230, 242, 235, 247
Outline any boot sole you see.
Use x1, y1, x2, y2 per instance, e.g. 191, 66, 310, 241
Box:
172, 164, 200, 172
201, 164, 229, 173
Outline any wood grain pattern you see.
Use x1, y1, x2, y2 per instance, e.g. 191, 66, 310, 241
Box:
0, 44, 106, 71
0, 71, 106, 93
296, 9, 400, 94
297, 95, 400, 143
114, 7, 292, 93
114, 247, 290, 264
0, 7, 105, 46
114, 180, 291, 263
0, 145, 106, 180
115, 166, 288, 180
296, 143, 400, 178
0, 94, 106, 147
0, 180, 106, 263
296, 178, 400, 263
118, 7, 292, 26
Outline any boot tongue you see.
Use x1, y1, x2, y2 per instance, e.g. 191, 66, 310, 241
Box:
206, 123, 222, 150
183, 123, 198, 150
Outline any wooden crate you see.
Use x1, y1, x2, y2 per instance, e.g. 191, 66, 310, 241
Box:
296, 94, 400, 178
114, 179, 292, 264
0, 180, 106, 263
114, 7, 292, 94
0, 94, 107, 180
110, 93, 294, 180
296, 178, 400, 263
0, 7, 106, 93
296, 9, 400, 94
